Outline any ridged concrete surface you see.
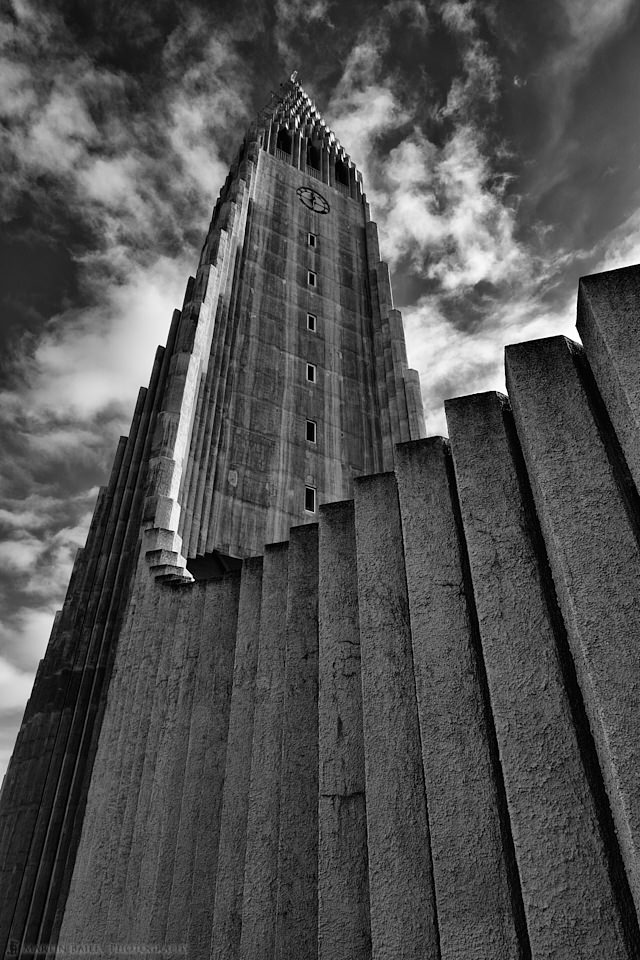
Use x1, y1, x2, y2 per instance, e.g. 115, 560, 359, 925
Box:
5, 259, 640, 958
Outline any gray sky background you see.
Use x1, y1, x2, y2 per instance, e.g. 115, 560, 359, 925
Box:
2, 0, 640, 777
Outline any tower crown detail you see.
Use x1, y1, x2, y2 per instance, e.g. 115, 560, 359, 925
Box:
254, 74, 360, 198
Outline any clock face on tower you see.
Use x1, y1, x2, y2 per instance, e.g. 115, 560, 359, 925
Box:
296, 186, 330, 214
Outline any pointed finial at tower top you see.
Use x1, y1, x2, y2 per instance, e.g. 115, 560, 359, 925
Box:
290, 70, 298, 82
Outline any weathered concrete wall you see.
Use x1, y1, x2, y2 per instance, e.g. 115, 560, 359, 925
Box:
5, 117, 640, 960
0, 324, 179, 956
55, 276, 640, 958
317, 500, 370, 960
0, 77, 425, 955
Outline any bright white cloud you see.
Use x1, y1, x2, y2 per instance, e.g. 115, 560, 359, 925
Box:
0, 607, 57, 675
329, 2, 525, 299
404, 289, 578, 436
0, 656, 37, 711
559, 0, 635, 59
7, 255, 189, 423
592, 206, 640, 273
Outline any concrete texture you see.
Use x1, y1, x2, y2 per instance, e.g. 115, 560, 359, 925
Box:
211, 557, 263, 960
395, 437, 523, 960
317, 500, 370, 960
506, 335, 640, 919
578, 264, 640, 489
239, 542, 289, 960
447, 392, 632, 958
275, 524, 319, 960
353, 472, 439, 960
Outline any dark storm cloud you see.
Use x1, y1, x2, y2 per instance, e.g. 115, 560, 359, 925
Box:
1, 0, 640, 776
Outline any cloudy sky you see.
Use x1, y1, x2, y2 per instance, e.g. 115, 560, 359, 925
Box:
1, 0, 640, 777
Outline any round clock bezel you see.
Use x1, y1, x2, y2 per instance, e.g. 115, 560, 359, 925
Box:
296, 186, 330, 214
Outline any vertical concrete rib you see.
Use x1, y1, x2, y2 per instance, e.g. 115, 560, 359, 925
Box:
187, 575, 240, 958
58, 577, 158, 939
43, 335, 175, 946
317, 501, 370, 960
240, 542, 289, 960
211, 557, 264, 960
505, 335, 640, 917
274, 524, 319, 960
394, 437, 525, 960
353, 472, 439, 960
163, 581, 230, 942
145, 584, 210, 940
104, 583, 173, 933
447, 392, 635, 958
12, 378, 151, 950
112, 584, 185, 939
577, 264, 640, 489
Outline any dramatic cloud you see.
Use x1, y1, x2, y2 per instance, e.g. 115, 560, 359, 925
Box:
274, 0, 334, 63
0, 0, 256, 776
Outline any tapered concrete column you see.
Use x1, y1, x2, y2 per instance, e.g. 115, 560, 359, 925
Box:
240, 542, 289, 960
140, 585, 210, 940
353, 473, 439, 960
186, 576, 240, 957
211, 557, 264, 960
506, 335, 640, 916
275, 524, 319, 960
58, 575, 166, 939
163, 579, 239, 944
395, 438, 525, 960
577, 264, 640, 489
447, 392, 634, 958
317, 501, 370, 960
111, 582, 185, 939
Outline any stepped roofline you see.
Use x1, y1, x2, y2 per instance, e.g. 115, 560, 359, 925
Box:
251, 73, 364, 200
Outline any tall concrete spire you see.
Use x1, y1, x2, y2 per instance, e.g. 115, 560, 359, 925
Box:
0, 75, 424, 954
139, 72, 425, 581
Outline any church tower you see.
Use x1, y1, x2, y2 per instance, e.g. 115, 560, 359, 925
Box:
6, 70, 640, 960
0, 74, 424, 954
142, 71, 424, 579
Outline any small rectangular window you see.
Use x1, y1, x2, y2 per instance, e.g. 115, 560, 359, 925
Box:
308, 232, 317, 247
306, 419, 317, 443
306, 363, 317, 383
307, 270, 316, 287
305, 486, 316, 513
306, 312, 317, 332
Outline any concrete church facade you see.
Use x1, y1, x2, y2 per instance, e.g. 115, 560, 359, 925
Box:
3, 73, 640, 959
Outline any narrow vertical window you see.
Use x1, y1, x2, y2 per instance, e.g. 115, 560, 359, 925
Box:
306, 312, 317, 332
306, 419, 317, 443
305, 486, 316, 513
306, 363, 317, 383
308, 232, 317, 248
307, 270, 317, 287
